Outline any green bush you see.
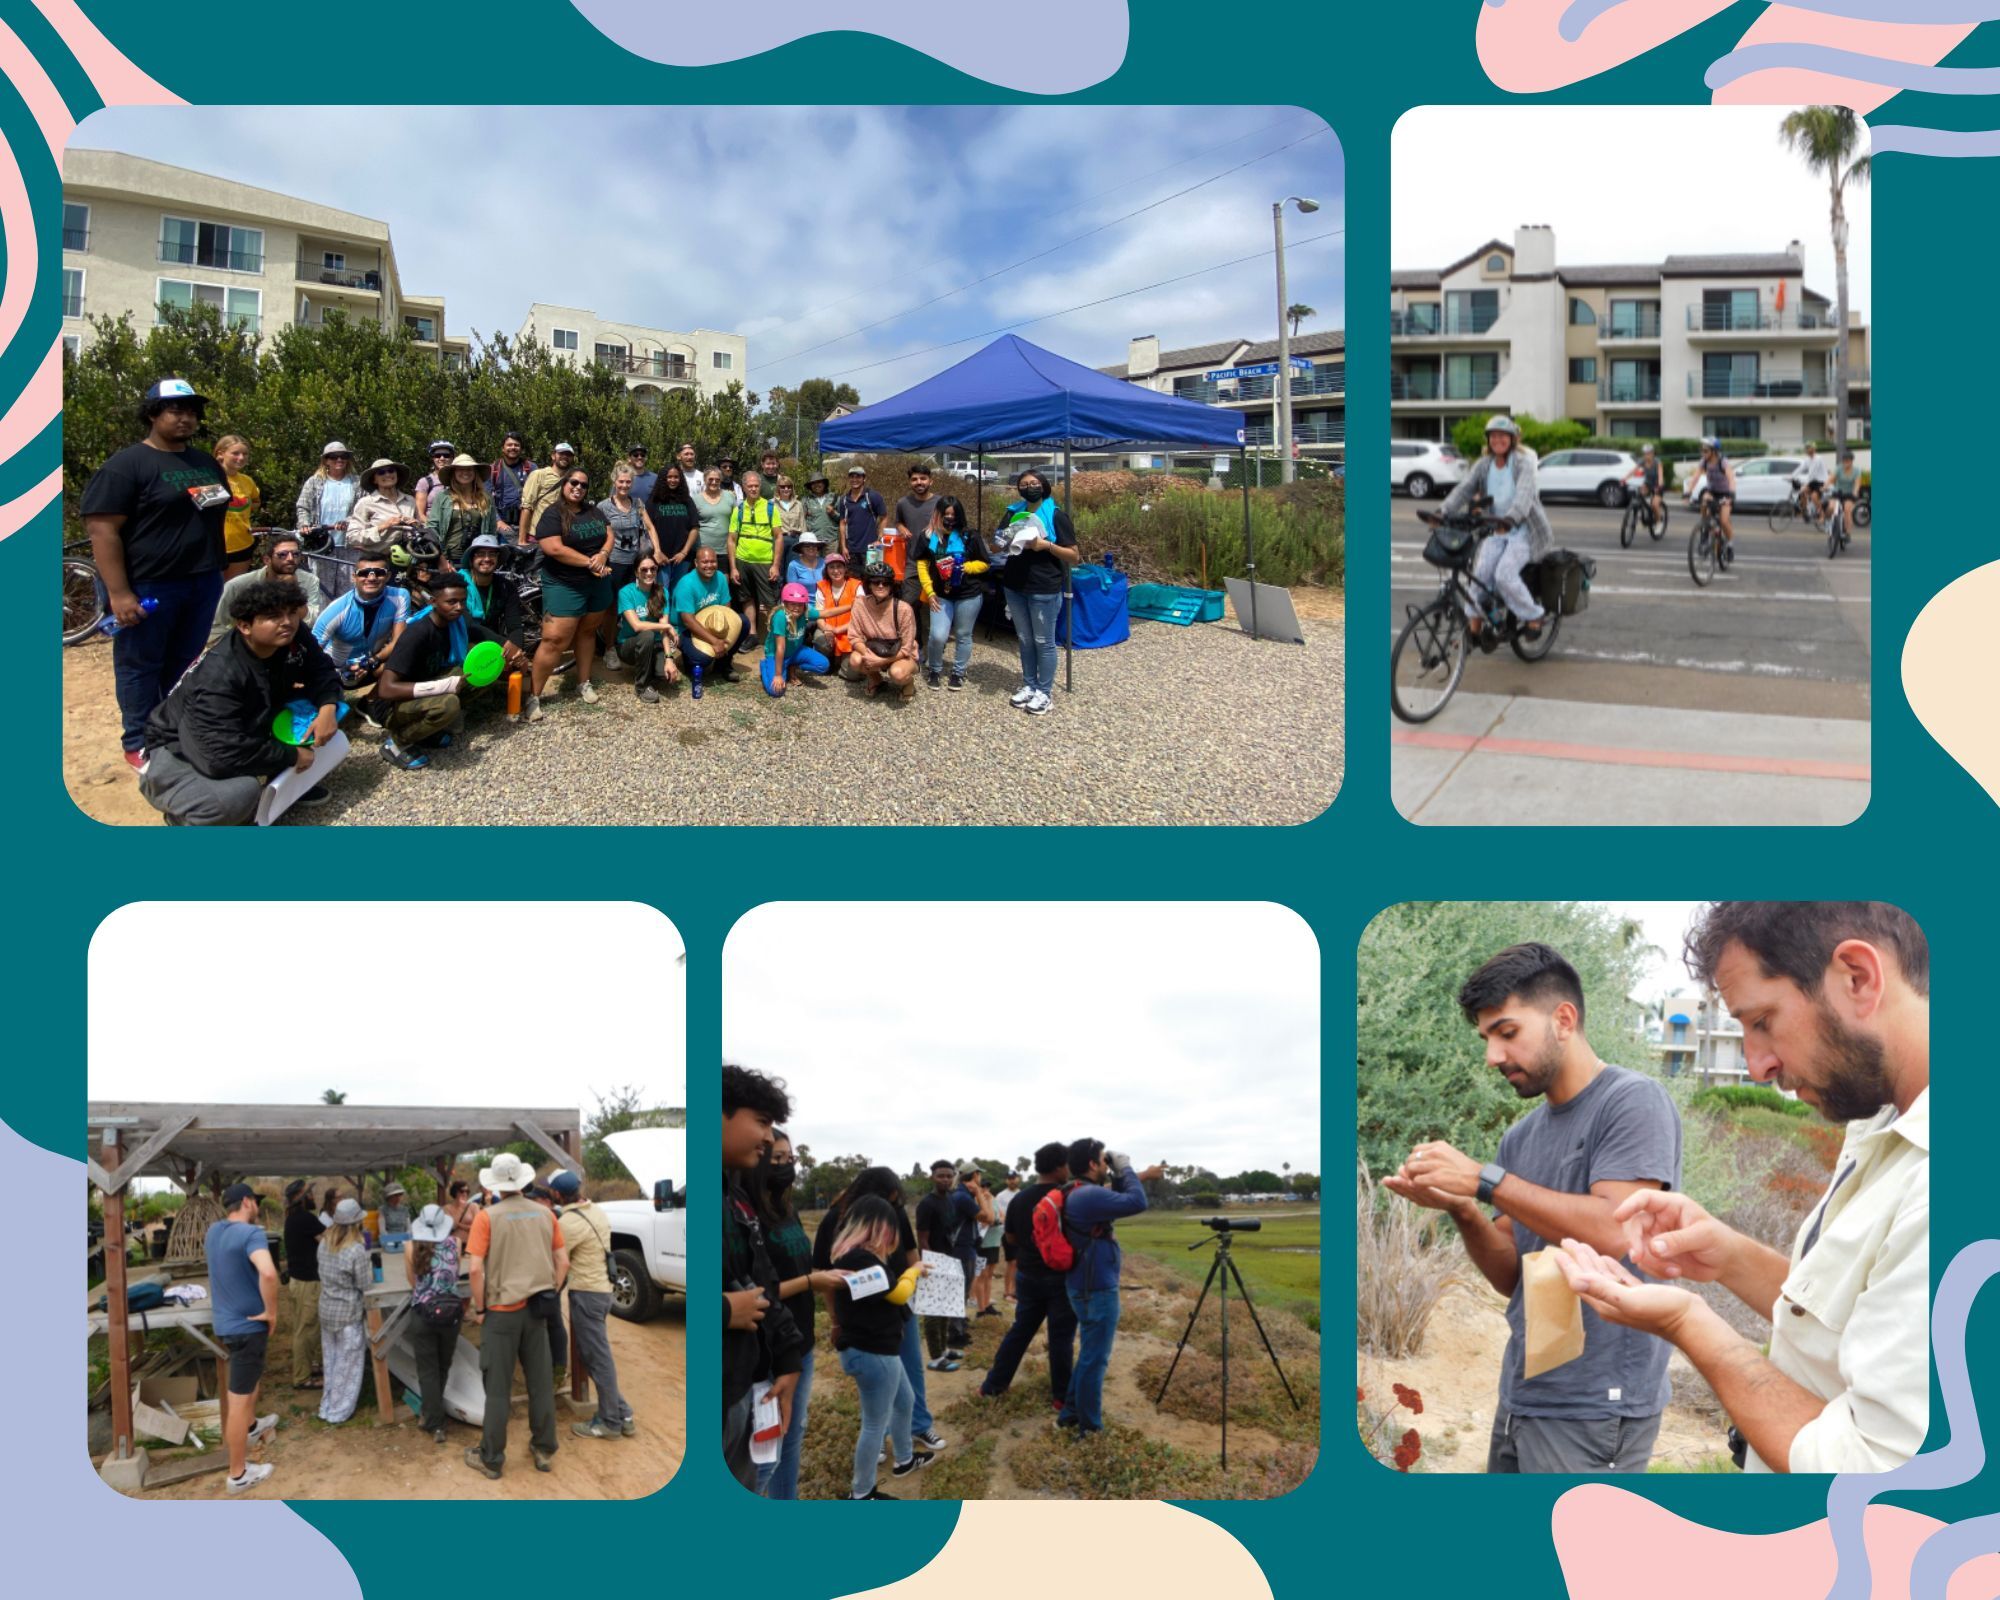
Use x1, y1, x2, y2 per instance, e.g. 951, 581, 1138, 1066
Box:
1073, 478, 1342, 588
1690, 1083, 1810, 1119
1450, 412, 1589, 463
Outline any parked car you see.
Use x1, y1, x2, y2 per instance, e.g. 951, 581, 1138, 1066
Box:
1535, 448, 1639, 508
943, 458, 999, 483
599, 1128, 688, 1321
1390, 440, 1465, 499
1724, 456, 1806, 510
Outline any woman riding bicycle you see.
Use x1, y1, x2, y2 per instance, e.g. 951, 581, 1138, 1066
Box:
1439, 415, 1553, 641
1626, 443, 1665, 527
1688, 438, 1737, 549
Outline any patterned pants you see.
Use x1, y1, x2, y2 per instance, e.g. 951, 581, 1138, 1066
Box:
318, 1320, 368, 1423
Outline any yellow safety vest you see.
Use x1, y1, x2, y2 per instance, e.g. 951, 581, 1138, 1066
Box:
729, 498, 780, 565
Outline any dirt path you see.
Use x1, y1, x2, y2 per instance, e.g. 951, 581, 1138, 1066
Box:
1358, 1284, 1721, 1472
110, 1302, 686, 1500
64, 640, 159, 825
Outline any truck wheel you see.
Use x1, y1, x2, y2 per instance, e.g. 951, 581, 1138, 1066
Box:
609, 1248, 662, 1322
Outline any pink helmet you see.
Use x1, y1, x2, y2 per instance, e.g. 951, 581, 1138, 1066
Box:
780, 582, 810, 604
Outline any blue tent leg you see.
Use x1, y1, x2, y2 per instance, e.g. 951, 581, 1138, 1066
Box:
1064, 445, 1074, 693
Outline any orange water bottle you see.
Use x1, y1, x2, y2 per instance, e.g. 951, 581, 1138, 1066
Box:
506, 671, 522, 717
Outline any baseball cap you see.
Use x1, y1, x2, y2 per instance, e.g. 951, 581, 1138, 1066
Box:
144, 376, 207, 406
549, 1170, 582, 1197
553, 441, 576, 455
222, 1182, 258, 1208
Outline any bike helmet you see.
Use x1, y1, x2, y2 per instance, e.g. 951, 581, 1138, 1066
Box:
388, 542, 416, 570
780, 581, 810, 605
404, 531, 442, 564
862, 558, 894, 584
1839, 448, 1855, 462
1483, 414, 1521, 442
1640, 444, 1655, 457
1701, 436, 1721, 453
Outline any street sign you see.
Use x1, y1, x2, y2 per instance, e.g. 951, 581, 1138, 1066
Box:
1204, 358, 1315, 381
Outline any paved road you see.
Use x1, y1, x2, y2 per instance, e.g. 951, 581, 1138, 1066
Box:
1389, 498, 1871, 719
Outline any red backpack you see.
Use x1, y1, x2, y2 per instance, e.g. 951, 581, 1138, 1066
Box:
1031, 1182, 1100, 1272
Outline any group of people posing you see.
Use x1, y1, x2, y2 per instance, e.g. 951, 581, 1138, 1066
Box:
722, 1065, 1166, 1500
79, 379, 1087, 824
199, 1154, 634, 1496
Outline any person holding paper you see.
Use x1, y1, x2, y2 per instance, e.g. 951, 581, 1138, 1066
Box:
1381, 941, 1682, 1473
1552, 902, 1929, 1475
829, 1195, 935, 1498
916, 1160, 974, 1366
138, 579, 343, 827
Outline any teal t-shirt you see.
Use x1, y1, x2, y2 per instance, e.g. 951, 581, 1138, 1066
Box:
616, 580, 669, 646
672, 568, 732, 621
764, 604, 820, 660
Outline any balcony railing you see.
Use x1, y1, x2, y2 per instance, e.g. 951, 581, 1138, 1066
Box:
1244, 415, 1346, 446
63, 291, 83, 318
1686, 306, 1838, 333
1391, 306, 1502, 337
299, 258, 382, 290
1174, 368, 1346, 405
1845, 366, 1872, 387
1602, 309, 1662, 339
63, 227, 89, 251
1598, 374, 1662, 403
1390, 373, 1496, 402
595, 352, 695, 381
1688, 371, 1834, 399
159, 240, 264, 273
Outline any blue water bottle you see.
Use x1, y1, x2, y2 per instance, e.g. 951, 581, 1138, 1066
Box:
98, 597, 158, 635
691, 661, 704, 700
370, 1249, 384, 1284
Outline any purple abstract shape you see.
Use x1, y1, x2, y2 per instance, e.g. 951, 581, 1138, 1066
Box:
1824, 1240, 2000, 1600
0, 1113, 360, 1587
1908, 1513, 2000, 1599
567, 0, 1129, 93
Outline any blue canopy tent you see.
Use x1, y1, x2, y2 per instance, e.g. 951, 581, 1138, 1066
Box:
818, 335, 1255, 691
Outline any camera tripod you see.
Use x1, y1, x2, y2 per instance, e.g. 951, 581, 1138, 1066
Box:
1153, 1228, 1300, 1469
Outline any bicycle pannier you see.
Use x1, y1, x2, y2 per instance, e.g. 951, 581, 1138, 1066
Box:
1422, 520, 1478, 569
1535, 550, 1595, 616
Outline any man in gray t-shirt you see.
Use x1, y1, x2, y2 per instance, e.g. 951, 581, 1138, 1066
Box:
1386, 940, 1683, 1473
888, 462, 940, 609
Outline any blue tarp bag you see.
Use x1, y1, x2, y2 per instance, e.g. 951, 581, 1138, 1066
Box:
1062, 564, 1130, 649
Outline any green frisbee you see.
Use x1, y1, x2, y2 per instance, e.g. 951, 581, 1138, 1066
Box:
462, 639, 505, 689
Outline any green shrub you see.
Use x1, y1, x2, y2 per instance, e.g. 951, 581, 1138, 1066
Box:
1073, 478, 1343, 588
1690, 1083, 1810, 1118
1450, 412, 1589, 463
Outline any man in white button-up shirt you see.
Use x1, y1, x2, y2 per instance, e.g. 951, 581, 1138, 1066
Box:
1553, 901, 1929, 1474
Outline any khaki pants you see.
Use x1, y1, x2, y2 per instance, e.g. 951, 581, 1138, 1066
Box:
287, 1276, 322, 1384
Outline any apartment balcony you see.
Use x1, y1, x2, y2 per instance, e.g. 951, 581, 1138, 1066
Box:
596, 351, 697, 383
1688, 371, 1834, 401
63, 226, 90, 252
1598, 310, 1662, 345
1244, 414, 1346, 447
1684, 305, 1840, 342
298, 257, 383, 293
1845, 366, 1871, 389
1598, 374, 1663, 407
1390, 372, 1498, 406
159, 238, 264, 274
1390, 305, 1508, 344
1174, 368, 1346, 406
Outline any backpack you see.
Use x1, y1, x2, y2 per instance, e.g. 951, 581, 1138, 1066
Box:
1030, 1182, 1104, 1273
125, 1280, 167, 1313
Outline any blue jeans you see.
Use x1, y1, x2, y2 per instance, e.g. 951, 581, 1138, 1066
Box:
760, 645, 829, 695
754, 1346, 812, 1498
982, 1268, 1077, 1404
925, 592, 984, 674
1059, 1283, 1120, 1433
839, 1346, 914, 1497
1007, 588, 1061, 695
897, 1308, 933, 1435
117, 570, 224, 751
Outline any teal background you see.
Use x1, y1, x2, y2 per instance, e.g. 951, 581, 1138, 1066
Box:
10, 1, 1997, 1593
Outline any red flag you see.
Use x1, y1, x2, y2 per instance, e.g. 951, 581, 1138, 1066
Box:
1776, 280, 1787, 312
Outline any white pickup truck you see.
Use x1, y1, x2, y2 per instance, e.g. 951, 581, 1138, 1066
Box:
944, 458, 999, 482
601, 1128, 687, 1321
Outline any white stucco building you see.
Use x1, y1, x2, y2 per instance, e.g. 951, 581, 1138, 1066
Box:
515, 305, 747, 409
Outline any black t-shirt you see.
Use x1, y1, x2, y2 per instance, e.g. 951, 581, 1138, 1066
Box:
913, 1188, 961, 1255
283, 1208, 325, 1282
831, 1248, 911, 1356
536, 503, 609, 584
1007, 1181, 1061, 1277
79, 441, 230, 582
381, 610, 502, 684
763, 1206, 816, 1347
648, 495, 696, 555
999, 506, 1078, 596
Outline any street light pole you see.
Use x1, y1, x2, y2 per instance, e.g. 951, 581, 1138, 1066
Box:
1273, 195, 1319, 485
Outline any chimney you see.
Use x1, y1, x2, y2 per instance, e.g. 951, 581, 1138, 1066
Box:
1513, 225, 1555, 276
1787, 239, 1803, 264
1128, 334, 1160, 378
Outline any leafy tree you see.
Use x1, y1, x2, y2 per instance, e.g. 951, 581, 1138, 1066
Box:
1288, 1171, 1320, 1197
1357, 902, 1652, 1177
1225, 1169, 1287, 1194
1286, 303, 1316, 337
320, 1089, 347, 1105
1778, 106, 1869, 450
583, 1084, 682, 1181
801, 1153, 876, 1210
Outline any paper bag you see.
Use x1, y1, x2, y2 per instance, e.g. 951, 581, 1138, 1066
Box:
1520, 1249, 1585, 1379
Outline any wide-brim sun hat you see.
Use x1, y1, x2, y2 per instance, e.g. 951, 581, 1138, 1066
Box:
409, 1205, 453, 1243
331, 1197, 365, 1226
364, 458, 410, 489
693, 604, 744, 646
465, 533, 505, 553
446, 452, 481, 472
480, 1152, 535, 1194
321, 440, 354, 459
807, 474, 830, 490
796, 530, 824, 547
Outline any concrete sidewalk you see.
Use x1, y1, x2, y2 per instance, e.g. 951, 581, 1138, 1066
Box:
1392, 692, 1870, 826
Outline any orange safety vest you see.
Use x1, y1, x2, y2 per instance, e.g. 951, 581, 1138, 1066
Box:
815, 576, 859, 653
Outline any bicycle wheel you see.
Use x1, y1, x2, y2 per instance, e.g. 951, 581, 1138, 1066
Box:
1391, 597, 1468, 724
1768, 500, 1795, 534
63, 557, 106, 644
1688, 522, 1716, 587
1510, 609, 1560, 661
1650, 502, 1669, 541
1827, 513, 1842, 560
1619, 502, 1637, 548
1853, 498, 1871, 529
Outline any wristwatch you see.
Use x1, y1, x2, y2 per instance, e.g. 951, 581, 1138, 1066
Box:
1476, 1163, 1508, 1205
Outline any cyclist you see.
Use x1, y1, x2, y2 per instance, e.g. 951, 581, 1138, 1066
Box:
1790, 441, 1830, 525
1439, 415, 1553, 643
1622, 443, 1666, 530
1829, 449, 1862, 538
1687, 438, 1737, 552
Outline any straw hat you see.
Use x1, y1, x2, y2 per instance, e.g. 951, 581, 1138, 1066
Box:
445, 452, 481, 472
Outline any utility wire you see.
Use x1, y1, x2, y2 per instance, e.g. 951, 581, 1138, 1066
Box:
816, 227, 1342, 383
756, 127, 1333, 377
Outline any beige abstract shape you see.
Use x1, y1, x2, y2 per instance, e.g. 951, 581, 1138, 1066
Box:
838, 1502, 1273, 1598
1902, 560, 2000, 805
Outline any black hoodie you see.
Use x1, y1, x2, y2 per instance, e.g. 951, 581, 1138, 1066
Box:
143, 627, 342, 777
722, 1177, 803, 1411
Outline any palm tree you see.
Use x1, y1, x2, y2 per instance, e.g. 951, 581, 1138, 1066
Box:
1779, 107, 1869, 451
1286, 302, 1316, 338
320, 1088, 347, 1105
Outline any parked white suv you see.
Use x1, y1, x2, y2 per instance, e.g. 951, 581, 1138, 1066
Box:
600, 1128, 687, 1321
1726, 456, 1806, 509
944, 458, 999, 482
1391, 440, 1465, 499
1535, 448, 1640, 508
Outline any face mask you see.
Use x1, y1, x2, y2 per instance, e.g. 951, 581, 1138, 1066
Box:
769, 1163, 796, 1189
1022, 482, 1046, 502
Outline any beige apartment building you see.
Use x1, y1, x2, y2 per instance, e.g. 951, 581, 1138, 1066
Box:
1095, 328, 1346, 468
61, 149, 467, 364
515, 304, 748, 408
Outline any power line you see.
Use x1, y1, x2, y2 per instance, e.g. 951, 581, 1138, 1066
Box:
817, 227, 1343, 383
756, 127, 1334, 378
752, 111, 1322, 342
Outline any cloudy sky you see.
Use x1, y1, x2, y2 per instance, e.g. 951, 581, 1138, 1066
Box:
1596, 901, 1707, 1002
1393, 106, 1871, 315
88, 902, 685, 1108
723, 903, 1321, 1177
73, 106, 1343, 405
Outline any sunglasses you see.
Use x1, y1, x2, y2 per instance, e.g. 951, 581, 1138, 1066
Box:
356, 568, 390, 579
326, 454, 352, 462
432, 450, 452, 459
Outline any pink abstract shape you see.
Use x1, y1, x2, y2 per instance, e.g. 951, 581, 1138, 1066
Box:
0, 18, 73, 156
0, 92, 38, 388
1477, 0, 1737, 93
0, 338, 62, 455
30, 0, 181, 109
1551, 1483, 2000, 1600
1714, 7, 1975, 111
0, 465, 63, 539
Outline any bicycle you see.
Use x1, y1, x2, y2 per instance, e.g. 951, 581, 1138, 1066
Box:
1391, 508, 1562, 724
1619, 479, 1670, 548
63, 537, 106, 644
1852, 487, 1871, 529
1687, 493, 1736, 587
1768, 483, 1829, 535
1826, 494, 1853, 559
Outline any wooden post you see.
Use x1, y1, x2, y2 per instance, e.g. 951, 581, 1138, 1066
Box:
366, 1304, 395, 1425
101, 1128, 134, 1463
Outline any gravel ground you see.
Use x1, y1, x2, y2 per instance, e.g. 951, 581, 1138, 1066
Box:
288, 606, 1343, 827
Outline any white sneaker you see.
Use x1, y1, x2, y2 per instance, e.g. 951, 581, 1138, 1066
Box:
225, 1462, 274, 1494
248, 1413, 279, 1444
524, 694, 543, 723
1024, 691, 1052, 716
579, 682, 600, 704
1010, 685, 1035, 707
